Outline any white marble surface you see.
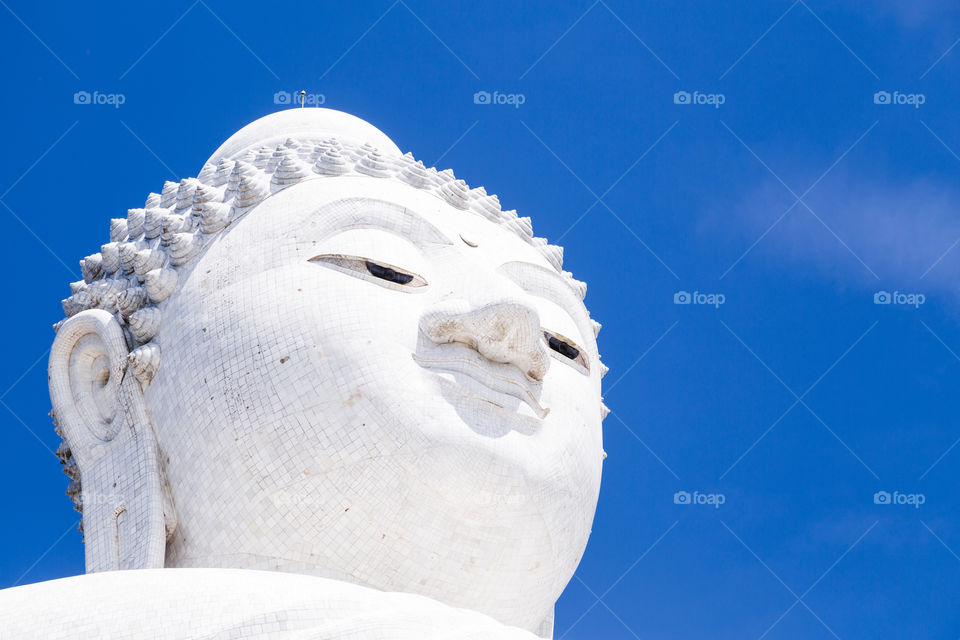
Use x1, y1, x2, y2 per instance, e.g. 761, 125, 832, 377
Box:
32, 108, 606, 638
0, 568, 540, 639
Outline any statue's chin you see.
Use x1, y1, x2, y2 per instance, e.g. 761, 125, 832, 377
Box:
163, 439, 573, 632
151, 328, 594, 632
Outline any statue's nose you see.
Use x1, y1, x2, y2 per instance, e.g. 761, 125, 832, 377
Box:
419, 297, 550, 381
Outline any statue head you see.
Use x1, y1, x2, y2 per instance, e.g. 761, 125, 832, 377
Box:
48, 109, 607, 635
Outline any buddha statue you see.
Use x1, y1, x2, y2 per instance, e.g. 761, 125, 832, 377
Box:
0, 109, 608, 638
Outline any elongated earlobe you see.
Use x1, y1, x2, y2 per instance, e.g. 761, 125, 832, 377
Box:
49, 309, 174, 572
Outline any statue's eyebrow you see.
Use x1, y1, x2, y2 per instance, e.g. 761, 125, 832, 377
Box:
396, 206, 455, 246
497, 261, 594, 350
311, 198, 454, 247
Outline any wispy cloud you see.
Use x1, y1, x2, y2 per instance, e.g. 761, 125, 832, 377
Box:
718, 172, 960, 296
871, 0, 960, 29
815, 0, 960, 30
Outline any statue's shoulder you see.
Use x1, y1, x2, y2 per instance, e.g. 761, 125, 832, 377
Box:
0, 568, 540, 639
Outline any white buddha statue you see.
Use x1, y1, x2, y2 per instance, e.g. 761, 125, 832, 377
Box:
1, 109, 608, 639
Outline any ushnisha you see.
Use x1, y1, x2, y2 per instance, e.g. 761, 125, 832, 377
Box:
32, 108, 608, 639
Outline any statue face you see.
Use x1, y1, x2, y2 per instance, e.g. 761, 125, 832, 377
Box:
146, 176, 603, 631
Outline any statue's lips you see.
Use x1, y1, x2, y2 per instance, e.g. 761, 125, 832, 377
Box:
412, 346, 549, 419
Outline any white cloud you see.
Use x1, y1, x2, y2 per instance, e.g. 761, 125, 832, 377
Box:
719, 173, 960, 295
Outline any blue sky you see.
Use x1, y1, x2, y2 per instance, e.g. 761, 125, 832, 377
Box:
1, 1, 959, 637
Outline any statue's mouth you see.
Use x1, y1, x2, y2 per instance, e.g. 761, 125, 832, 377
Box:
412, 344, 549, 419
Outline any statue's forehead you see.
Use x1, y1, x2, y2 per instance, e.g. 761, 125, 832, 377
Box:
258, 177, 558, 268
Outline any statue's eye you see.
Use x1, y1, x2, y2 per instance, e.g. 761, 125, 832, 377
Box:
309, 254, 427, 291
365, 261, 413, 284
547, 334, 579, 359
543, 330, 590, 373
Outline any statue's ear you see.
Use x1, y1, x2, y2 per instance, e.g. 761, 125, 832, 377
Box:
49, 309, 128, 451
49, 309, 174, 572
